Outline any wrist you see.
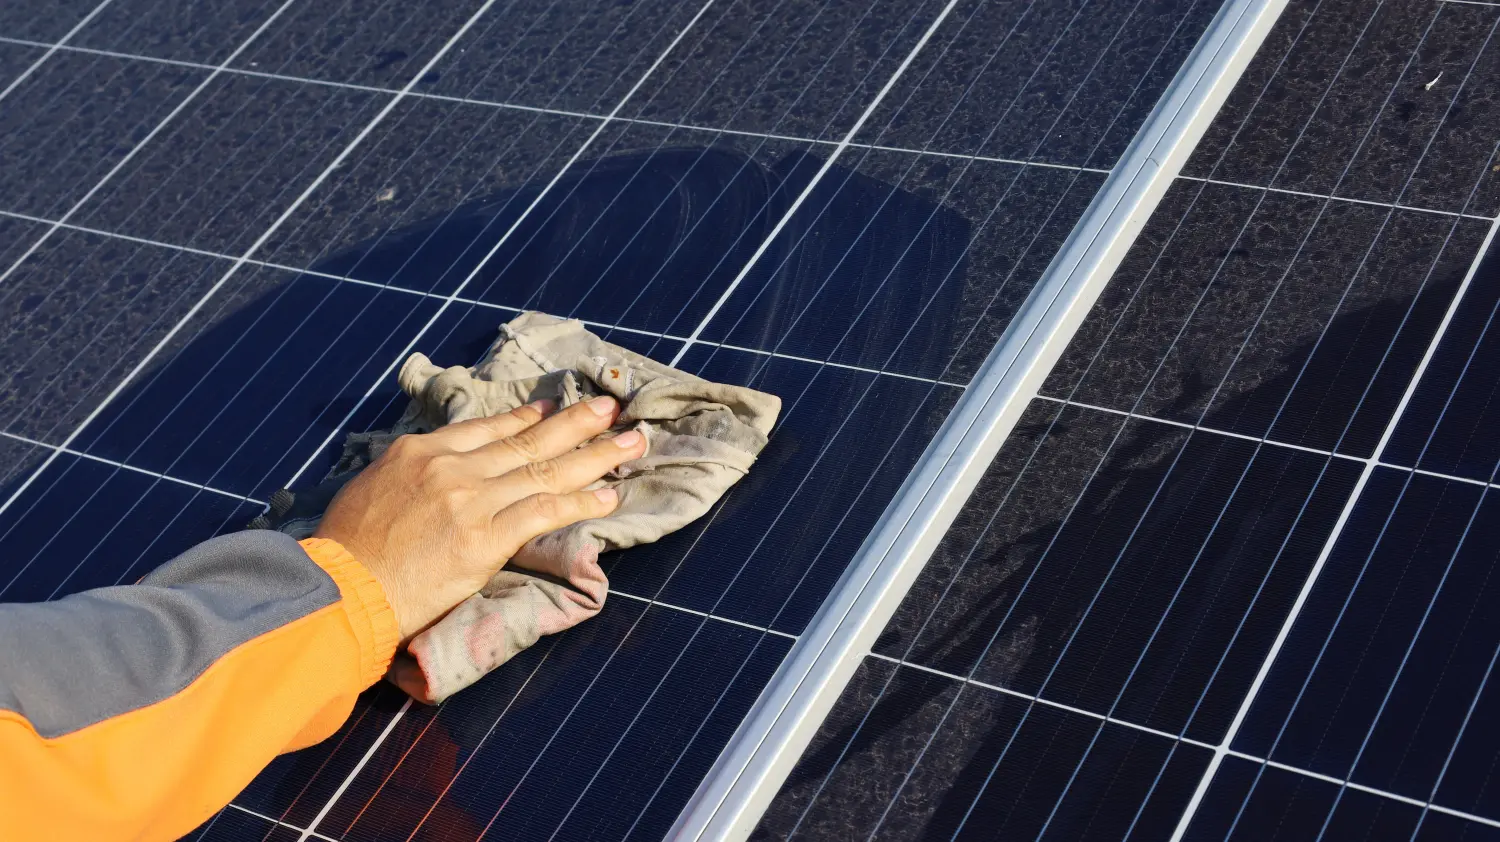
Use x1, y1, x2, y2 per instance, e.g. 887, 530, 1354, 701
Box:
297, 538, 402, 686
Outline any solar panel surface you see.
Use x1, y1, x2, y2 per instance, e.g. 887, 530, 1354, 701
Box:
761, 0, 1500, 839
9, 0, 1496, 840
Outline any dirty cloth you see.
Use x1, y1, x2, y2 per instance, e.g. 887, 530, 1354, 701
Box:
249, 312, 780, 703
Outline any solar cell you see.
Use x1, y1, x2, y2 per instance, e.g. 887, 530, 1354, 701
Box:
0, 0, 108, 45
0, 50, 204, 221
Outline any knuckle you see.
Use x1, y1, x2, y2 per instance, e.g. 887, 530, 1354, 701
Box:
439, 488, 466, 512
527, 493, 564, 520
386, 433, 419, 457
523, 458, 562, 488
420, 452, 456, 480
503, 430, 545, 463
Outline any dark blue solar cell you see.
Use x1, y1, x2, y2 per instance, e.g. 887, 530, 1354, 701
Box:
1183, 755, 1424, 842
1236, 470, 1500, 802
78, 268, 440, 499
0, 211, 45, 269
763, 657, 1213, 842
455, 141, 807, 331
621, 0, 951, 142
72, 73, 386, 257
292, 131, 812, 335
1043, 181, 1491, 458
0, 452, 257, 604
73, 0, 280, 65
0, 43, 43, 91
1431, 673, 1500, 822
1413, 812, 1500, 842
1182, 0, 1500, 217
0, 436, 45, 502
878, 400, 1361, 743
1387, 238, 1500, 482
425, 0, 709, 115
0, 0, 100, 42
0, 229, 228, 445
857, 0, 1220, 168
0, 50, 203, 220
228, 0, 486, 89
259, 103, 595, 289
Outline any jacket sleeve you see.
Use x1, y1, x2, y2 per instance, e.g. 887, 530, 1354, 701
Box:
0, 532, 399, 841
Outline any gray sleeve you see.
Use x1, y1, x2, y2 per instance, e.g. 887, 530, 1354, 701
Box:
0, 530, 342, 738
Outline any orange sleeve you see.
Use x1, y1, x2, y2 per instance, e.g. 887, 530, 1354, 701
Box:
0, 538, 399, 841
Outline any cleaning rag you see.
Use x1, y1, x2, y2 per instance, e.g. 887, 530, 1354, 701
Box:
249, 312, 780, 703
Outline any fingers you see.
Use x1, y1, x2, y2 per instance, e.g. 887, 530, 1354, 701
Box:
488, 487, 621, 558
469, 396, 623, 476
485, 428, 646, 509
425, 399, 555, 452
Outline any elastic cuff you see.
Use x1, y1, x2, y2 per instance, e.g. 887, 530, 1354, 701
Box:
298, 538, 400, 687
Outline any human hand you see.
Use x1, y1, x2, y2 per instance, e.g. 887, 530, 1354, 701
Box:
315, 395, 645, 644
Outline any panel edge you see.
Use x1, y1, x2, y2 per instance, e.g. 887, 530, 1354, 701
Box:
667, 1, 1289, 838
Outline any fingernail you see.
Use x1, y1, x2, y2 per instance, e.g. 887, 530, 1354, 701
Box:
594, 487, 618, 505
588, 396, 616, 415
613, 429, 642, 449
527, 398, 555, 415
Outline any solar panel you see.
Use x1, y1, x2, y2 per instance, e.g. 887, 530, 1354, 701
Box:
762, 0, 1500, 839
24, 0, 1493, 839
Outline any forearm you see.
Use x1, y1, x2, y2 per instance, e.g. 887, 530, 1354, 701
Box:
0, 532, 398, 840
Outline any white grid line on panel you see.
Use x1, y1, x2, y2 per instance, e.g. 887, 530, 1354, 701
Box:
0, 418, 263, 505
1166, 180, 1500, 841
0, 0, 117, 105
865, 652, 1215, 748
1034, 394, 1500, 490
222, 804, 338, 842
0, 0, 302, 290
9, 37, 1497, 226
1175, 174, 1496, 222
293, 696, 415, 842
605, 588, 801, 640
1219, 753, 1500, 831
1384, 462, 1500, 488
862, 652, 1500, 832
0, 36, 1109, 176
1032, 393, 1360, 461
0, 207, 973, 385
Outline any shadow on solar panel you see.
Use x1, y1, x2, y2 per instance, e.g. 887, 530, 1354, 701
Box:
21, 143, 973, 526
761, 276, 1464, 839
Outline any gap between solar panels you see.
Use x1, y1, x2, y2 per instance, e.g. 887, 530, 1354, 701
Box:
667, 0, 1291, 838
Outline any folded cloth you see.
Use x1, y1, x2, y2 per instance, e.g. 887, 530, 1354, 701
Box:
249, 312, 780, 703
